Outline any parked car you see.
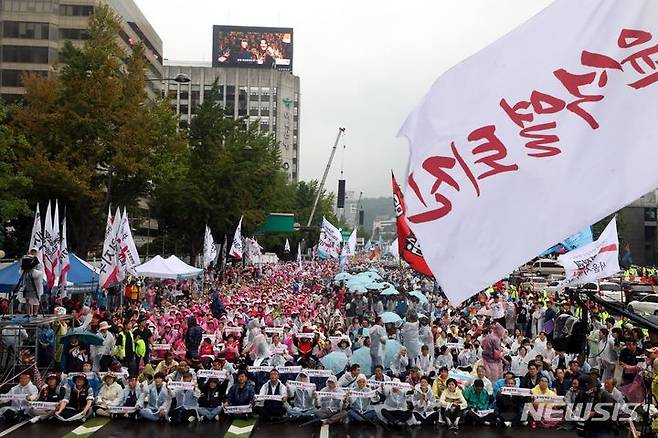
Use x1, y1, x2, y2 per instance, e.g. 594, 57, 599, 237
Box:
628, 294, 658, 315
532, 259, 565, 276
599, 281, 623, 303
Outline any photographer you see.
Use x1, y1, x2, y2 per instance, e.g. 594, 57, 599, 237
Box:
575, 375, 614, 438
18, 253, 44, 316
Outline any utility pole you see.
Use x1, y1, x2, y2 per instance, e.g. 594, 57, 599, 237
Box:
307, 127, 345, 227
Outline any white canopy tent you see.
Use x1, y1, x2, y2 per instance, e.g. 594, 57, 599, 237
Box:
135, 255, 202, 279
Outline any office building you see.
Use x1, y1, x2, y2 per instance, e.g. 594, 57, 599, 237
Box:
0, 0, 163, 102
619, 190, 658, 266
163, 62, 301, 181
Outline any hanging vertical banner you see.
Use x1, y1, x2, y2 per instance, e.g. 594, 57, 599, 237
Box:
391, 173, 433, 276
399, 0, 658, 303
43, 201, 54, 288
99, 208, 119, 289
284, 238, 291, 253
297, 243, 302, 271
28, 203, 43, 264
229, 216, 244, 260
318, 217, 342, 259
112, 207, 125, 282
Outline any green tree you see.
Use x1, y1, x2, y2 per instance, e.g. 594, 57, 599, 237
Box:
151, 81, 291, 257
0, 103, 31, 224
12, 5, 185, 256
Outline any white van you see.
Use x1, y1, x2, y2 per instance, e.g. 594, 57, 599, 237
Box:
532, 259, 565, 276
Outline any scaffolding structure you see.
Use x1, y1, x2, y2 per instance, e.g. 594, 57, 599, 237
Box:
0, 314, 72, 390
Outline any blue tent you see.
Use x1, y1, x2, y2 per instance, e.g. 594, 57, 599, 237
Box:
0, 253, 99, 293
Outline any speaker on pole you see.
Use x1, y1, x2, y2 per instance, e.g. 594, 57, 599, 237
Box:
337, 179, 346, 208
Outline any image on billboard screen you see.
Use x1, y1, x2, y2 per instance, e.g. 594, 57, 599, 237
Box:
212, 26, 293, 71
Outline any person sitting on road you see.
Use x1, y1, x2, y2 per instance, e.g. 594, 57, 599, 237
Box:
286, 372, 316, 419
198, 378, 223, 422
139, 372, 172, 422
0, 371, 38, 423
347, 374, 379, 424
439, 378, 467, 431
54, 374, 93, 422
337, 364, 361, 388
169, 372, 200, 424
379, 378, 412, 426
253, 368, 287, 420
463, 379, 494, 425
224, 370, 255, 418
30, 373, 66, 423
94, 372, 123, 417
120, 375, 144, 419
315, 375, 347, 424
412, 375, 440, 425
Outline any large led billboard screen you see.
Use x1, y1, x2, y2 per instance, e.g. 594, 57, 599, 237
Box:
212, 25, 294, 71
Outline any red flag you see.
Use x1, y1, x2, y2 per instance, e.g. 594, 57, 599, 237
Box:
392, 172, 433, 277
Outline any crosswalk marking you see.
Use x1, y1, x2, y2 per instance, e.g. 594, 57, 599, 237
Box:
62, 417, 110, 438
224, 418, 256, 438
0, 420, 29, 437
320, 424, 329, 438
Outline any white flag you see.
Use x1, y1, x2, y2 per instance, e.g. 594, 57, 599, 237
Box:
558, 217, 620, 288
342, 229, 357, 257
399, 0, 658, 304
112, 207, 126, 282
52, 200, 61, 287
203, 225, 218, 268
318, 217, 342, 259
43, 201, 54, 288
122, 208, 141, 272
297, 243, 302, 271
229, 216, 243, 259
28, 203, 43, 264
60, 216, 70, 289
117, 208, 140, 275
245, 237, 263, 262
99, 207, 119, 289
284, 238, 291, 253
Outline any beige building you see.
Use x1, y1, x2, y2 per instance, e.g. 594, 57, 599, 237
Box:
163, 62, 301, 181
0, 0, 163, 102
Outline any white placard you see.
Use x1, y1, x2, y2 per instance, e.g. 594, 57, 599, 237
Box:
286, 380, 316, 390
197, 370, 227, 380
108, 406, 138, 414
534, 394, 565, 403
381, 381, 413, 392
247, 366, 272, 373
167, 381, 196, 391
225, 327, 243, 335
474, 409, 495, 417
303, 369, 334, 378
265, 327, 284, 335
317, 391, 346, 400
349, 390, 377, 399
28, 401, 58, 409
99, 371, 128, 379
254, 394, 284, 402
0, 393, 27, 401
152, 344, 171, 351
296, 333, 315, 339
277, 366, 302, 374
224, 405, 253, 414
499, 387, 532, 397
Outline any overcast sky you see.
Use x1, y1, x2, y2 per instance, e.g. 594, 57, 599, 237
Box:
134, 0, 553, 198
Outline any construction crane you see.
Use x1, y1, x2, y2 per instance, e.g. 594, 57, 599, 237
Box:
306, 127, 345, 227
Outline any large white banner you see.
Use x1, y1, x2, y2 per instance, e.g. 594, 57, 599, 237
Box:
318, 217, 342, 259
399, 0, 658, 304
558, 217, 620, 287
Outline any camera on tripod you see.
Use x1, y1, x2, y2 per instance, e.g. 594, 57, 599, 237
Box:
20, 255, 38, 272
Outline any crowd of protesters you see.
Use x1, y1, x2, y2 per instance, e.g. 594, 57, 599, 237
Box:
0, 257, 656, 437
